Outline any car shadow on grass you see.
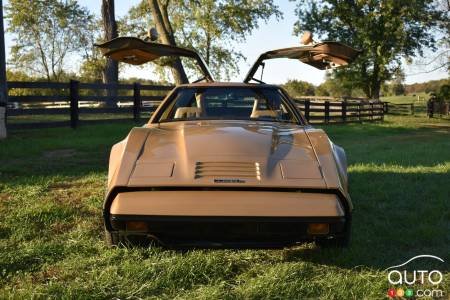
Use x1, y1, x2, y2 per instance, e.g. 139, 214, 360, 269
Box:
282, 169, 450, 271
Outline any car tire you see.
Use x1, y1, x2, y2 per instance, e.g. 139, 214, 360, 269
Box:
316, 234, 350, 248
105, 228, 120, 247
316, 221, 352, 248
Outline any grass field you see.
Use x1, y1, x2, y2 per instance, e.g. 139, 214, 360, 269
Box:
0, 113, 449, 299
381, 92, 429, 104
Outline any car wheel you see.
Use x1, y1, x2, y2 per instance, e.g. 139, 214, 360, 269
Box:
104, 228, 120, 247
316, 223, 352, 248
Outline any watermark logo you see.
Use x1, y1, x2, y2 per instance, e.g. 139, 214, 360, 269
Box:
385, 255, 446, 298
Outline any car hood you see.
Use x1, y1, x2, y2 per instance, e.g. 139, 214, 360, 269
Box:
127, 121, 327, 188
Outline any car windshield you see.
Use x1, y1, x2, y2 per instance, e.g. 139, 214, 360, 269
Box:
158, 87, 298, 124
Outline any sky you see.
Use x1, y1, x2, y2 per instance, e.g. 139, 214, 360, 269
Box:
3, 0, 448, 85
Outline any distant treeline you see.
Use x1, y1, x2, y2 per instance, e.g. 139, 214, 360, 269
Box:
6, 70, 169, 86
5, 69, 449, 100
404, 79, 449, 95
282, 78, 449, 99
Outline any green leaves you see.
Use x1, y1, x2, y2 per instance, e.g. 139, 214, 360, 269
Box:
293, 0, 446, 98
5, 0, 95, 81
121, 0, 282, 81
282, 80, 315, 97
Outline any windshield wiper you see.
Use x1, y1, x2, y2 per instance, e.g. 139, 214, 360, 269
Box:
192, 76, 206, 83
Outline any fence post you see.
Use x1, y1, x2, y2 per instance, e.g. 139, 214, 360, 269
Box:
69, 80, 79, 129
358, 102, 362, 123
370, 102, 374, 120
324, 101, 330, 124
0, 1, 7, 139
411, 103, 414, 115
304, 99, 310, 122
342, 100, 347, 123
427, 100, 434, 118
133, 82, 141, 122
384, 102, 389, 114
0, 102, 5, 139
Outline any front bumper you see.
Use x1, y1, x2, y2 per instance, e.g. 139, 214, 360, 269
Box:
104, 190, 351, 247
110, 215, 347, 247
109, 190, 345, 217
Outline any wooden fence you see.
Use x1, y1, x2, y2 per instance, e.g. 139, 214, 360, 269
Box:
295, 97, 384, 124
5, 81, 384, 129
382, 102, 415, 115
6, 80, 173, 129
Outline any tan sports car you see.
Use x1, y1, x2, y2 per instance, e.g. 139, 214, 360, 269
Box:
97, 37, 360, 248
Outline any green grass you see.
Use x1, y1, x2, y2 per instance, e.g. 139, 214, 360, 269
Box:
0, 114, 449, 299
381, 93, 446, 116
381, 92, 429, 104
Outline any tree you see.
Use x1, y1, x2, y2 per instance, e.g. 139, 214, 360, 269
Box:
147, 0, 188, 84
315, 73, 366, 97
101, 0, 119, 105
293, 0, 446, 99
315, 77, 347, 97
122, 0, 282, 81
390, 70, 406, 95
5, 0, 94, 81
79, 18, 105, 82
282, 79, 315, 97
391, 82, 406, 96
0, 0, 7, 139
437, 84, 450, 101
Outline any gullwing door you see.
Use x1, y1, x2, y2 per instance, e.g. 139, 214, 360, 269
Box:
244, 41, 361, 83
96, 37, 214, 82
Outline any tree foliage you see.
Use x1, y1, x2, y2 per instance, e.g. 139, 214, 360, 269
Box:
78, 18, 105, 82
436, 83, 450, 101
282, 79, 315, 97
121, 0, 282, 81
5, 0, 95, 81
293, 0, 447, 99
404, 78, 449, 94
146, 0, 189, 84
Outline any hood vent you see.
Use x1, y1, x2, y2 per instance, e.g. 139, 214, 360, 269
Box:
195, 162, 261, 180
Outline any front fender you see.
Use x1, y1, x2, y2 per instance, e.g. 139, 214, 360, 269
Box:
106, 127, 151, 194
331, 143, 348, 193
304, 128, 352, 211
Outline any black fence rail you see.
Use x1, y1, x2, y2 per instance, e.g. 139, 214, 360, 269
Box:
382, 102, 415, 115
6, 80, 174, 129
295, 97, 384, 124
6, 81, 385, 129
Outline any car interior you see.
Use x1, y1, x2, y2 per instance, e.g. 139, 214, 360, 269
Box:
159, 87, 297, 123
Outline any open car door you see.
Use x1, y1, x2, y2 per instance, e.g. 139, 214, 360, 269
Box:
96, 37, 214, 82
244, 41, 361, 83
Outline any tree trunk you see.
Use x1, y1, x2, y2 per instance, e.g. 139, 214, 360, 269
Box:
101, 0, 118, 107
370, 63, 381, 99
147, 0, 188, 84
0, 0, 7, 139
205, 31, 211, 65
371, 82, 381, 99
360, 62, 372, 99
